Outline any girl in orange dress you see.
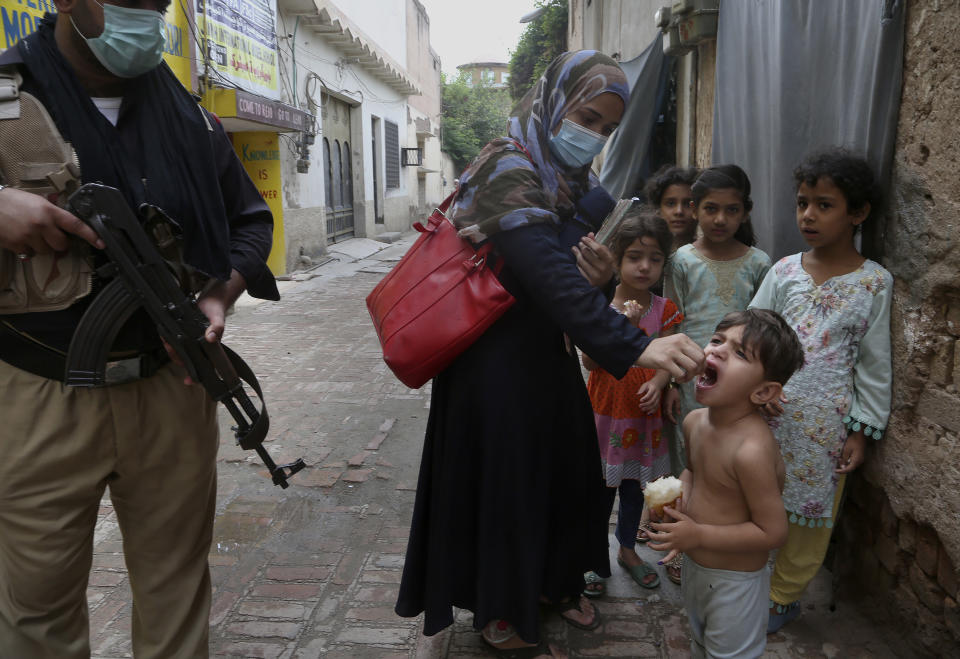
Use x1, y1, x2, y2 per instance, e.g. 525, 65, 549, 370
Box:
582, 208, 682, 595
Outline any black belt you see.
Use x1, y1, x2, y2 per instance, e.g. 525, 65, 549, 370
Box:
0, 321, 169, 385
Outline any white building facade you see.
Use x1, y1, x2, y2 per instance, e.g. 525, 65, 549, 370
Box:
276, 0, 443, 266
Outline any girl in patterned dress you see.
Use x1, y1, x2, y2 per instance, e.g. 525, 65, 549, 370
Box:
669, 165, 771, 454
662, 166, 771, 588
582, 209, 683, 596
749, 149, 892, 633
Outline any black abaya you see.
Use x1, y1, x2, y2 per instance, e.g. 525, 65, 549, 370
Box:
395, 219, 651, 643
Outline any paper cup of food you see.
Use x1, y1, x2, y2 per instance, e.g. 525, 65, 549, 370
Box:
644, 476, 683, 520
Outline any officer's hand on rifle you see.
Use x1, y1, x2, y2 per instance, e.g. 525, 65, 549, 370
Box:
197, 271, 247, 343
162, 269, 248, 386
0, 186, 104, 256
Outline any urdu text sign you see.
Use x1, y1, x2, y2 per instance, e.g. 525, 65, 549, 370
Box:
196, 0, 279, 100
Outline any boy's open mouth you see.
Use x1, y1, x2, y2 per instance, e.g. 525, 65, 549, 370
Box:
696, 363, 719, 390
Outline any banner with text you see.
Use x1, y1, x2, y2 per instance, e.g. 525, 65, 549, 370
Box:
0, 0, 194, 89
196, 0, 279, 100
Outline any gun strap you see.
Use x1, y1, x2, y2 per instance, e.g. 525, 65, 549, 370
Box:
221, 343, 270, 451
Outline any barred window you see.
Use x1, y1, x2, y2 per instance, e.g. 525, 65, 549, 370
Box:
385, 120, 400, 189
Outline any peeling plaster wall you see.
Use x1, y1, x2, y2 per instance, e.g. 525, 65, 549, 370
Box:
835, 0, 960, 651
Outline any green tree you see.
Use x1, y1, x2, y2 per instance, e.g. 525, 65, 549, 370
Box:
441, 73, 512, 173
508, 0, 568, 102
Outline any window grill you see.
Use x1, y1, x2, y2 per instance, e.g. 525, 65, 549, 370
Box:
401, 147, 423, 167
385, 120, 400, 189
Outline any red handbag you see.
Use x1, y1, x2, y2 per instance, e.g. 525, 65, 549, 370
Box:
365, 191, 516, 389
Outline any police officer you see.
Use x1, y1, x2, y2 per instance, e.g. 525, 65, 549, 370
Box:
0, 1, 278, 656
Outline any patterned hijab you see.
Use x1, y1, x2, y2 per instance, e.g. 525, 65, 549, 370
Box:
452, 51, 629, 243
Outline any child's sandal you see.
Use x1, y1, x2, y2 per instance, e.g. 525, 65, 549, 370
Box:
767, 600, 801, 634
636, 520, 653, 543
582, 571, 606, 598
665, 553, 683, 585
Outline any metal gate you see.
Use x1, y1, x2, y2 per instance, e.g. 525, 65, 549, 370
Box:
322, 94, 354, 242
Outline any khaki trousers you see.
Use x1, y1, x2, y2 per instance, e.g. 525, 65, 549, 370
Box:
0, 359, 219, 658
769, 474, 847, 606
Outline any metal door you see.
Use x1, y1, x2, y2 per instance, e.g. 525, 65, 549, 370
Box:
322, 94, 354, 241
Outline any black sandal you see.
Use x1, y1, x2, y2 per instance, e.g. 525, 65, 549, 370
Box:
481, 621, 562, 658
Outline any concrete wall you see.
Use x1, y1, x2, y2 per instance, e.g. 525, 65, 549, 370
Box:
569, 0, 662, 60
440, 151, 457, 197
276, 3, 415, 262
406, 0, 442, 119
831, 1, 960, 653
334, 0, 407, 67
404, 0, 444, 218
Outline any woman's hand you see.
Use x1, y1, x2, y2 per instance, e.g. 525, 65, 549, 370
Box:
637, 380, 662, 415
636, 333, 704, 382
572, 233, 615, 288
0, 186, 104, 256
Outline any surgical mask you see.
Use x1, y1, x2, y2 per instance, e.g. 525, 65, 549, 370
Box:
72, 1, 166, 78
548, 118, 609, 169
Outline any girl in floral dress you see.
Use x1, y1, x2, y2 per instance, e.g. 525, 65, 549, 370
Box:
750, 149, 892, 633
581, 209, 683, 596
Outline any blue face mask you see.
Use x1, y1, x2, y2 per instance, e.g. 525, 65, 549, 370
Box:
548, 118, 609, 169
72, 2, 167, 78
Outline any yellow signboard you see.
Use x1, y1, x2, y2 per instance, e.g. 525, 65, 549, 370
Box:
195, 0, 279, 99
232, 131, 286, 274
0, 0, 193, 90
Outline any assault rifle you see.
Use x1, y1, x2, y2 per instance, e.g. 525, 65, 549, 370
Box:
65, 183, 305, 488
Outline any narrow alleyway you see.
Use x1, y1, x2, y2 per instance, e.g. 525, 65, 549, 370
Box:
85, 236, 915, 658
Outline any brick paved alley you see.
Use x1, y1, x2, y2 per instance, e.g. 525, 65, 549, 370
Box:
84, 236, 918, 658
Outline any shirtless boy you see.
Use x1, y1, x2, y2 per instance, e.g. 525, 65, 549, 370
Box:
648, 309, 804, 658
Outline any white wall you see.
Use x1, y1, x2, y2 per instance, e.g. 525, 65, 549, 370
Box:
333, 0, 407, 67
277, 6, 413, 253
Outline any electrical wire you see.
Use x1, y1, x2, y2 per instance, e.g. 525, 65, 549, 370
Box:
181, 0, 287, 97
274, 38, 409, 106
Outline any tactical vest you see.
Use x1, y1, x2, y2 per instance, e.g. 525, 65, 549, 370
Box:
0, 64, 92, 313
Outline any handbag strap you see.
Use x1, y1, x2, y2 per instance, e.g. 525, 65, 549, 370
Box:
418, 138, 533, 266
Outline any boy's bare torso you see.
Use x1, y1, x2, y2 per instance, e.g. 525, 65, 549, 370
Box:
685, 408, 786, 572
